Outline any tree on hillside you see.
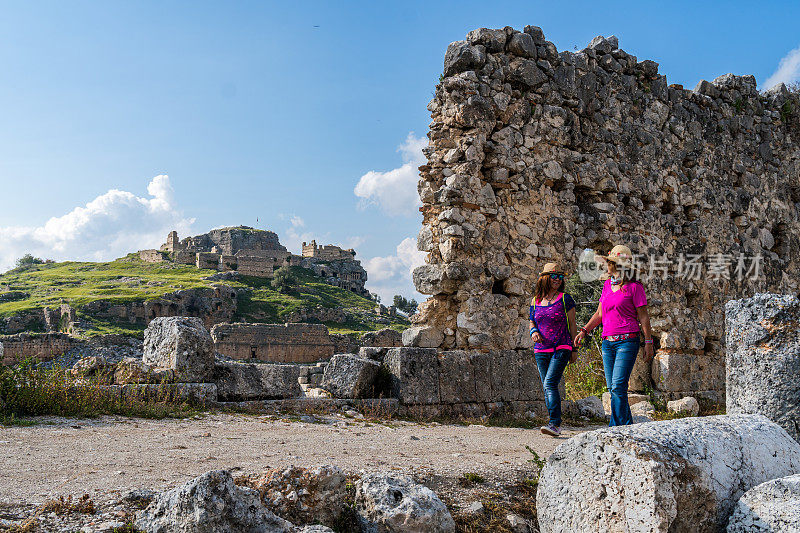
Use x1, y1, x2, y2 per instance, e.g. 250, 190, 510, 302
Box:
15, 254, 45, 268
271, 266, 297, 294
392, 295, 419, 314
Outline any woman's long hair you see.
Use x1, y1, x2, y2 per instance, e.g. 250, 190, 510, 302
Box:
534, 274, 565, 303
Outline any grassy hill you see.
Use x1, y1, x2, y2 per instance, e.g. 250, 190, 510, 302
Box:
0, 258, 408, 337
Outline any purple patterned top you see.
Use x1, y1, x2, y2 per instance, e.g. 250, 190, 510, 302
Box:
529, 293, 576, 353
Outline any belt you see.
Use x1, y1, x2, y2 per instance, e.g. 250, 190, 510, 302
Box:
603, 332, 639, 341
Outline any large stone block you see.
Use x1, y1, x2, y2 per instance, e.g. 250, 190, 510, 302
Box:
726, 293, 800, 442
727, 473, 800, 533
402, 326, 444, 348
384, 348, 440, 404
143, 317, 214, 382
135, 470, 292, 533
321, 354, 381, 399
360, 328, 402, 348
213, 361, 302, 401
438, 350, 476, 404
537, 415, 800, 533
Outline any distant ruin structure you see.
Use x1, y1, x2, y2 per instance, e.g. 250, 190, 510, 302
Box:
302, 240, 357, 261
300, 241, 369, 297
410, 25, 800, 401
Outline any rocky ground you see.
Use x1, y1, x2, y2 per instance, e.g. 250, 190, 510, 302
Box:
0, 412, 598, 532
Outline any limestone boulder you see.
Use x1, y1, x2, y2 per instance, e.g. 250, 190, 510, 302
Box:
602, 391, 650, 415
361, 329, 403, 348
321, 355, 381, 399
115, 357, 174, 385
213, 361, 302, 401
536, 415, 800, 533
143, 317, 214, 383
384, 348, 440, 405
402, 326, 444, 348
726, 474, 800, 533
71, 356, 111, 379
575, 396, 605, 419
443, 41, 486, 77
726, 293, 800, 441
668, 396, 700, 416
355, 473, 455, 533
135, 469, 293, 533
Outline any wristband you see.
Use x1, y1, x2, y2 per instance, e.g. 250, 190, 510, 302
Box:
580, 326, 589, 334
644, 339, 653, 344
530, 327, 539, 337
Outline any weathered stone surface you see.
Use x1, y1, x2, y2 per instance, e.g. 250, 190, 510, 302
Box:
601, 391, 650, 415
402, 326, 444, 348
384, 348, 440, 405
211, 323, 335, 363
415, 24, 800, 403
135, 469, 292, 533
355, 472, 455, 533
361, 328, 403, 348
213, 361, 302, 401
727, 474, 800, 533
71, 356, 111, 378
443, 41, 486, 77
575, 396, 605, 419
536, 415, 800, 533
242, 465, 348, 529
668, 396, 700, 416
726, 293, 800, 441
321, 355, 381, 399
143, 317, 214, 382
630, 400, 655, 418
114, 357, 174, 385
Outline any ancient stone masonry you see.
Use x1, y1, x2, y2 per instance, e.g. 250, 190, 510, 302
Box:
210, 323, 336, 363
301, 241, 369, 297
0, 332, 76, 365
412, 25, 800, 400
140, 227, 298, 278
82, 285, 238, 329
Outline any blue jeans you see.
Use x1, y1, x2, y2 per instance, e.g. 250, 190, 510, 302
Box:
602, 338, 641, 426
535, 349, 571, 427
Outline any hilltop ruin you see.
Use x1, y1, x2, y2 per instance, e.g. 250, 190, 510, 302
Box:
139, 226, 370, 297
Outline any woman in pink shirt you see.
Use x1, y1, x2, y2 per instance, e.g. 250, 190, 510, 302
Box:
574, 245, 655, 426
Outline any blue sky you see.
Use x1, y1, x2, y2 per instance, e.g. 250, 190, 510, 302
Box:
1, 1, 799, 300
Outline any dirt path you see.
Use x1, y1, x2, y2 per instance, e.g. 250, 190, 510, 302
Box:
0, 413, 598, 505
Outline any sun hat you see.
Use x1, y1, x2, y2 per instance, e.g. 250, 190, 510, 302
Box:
594, 244, 634, 269
539, 263, 567, 276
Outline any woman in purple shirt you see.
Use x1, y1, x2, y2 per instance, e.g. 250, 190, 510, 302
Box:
574, 245, 655, 426
529, 263, 577, 437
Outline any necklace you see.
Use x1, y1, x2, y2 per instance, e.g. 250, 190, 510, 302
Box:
542, 290, 559, 304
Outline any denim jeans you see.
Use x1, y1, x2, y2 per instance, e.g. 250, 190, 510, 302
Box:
601, 338, 641, 426
534, 349, 571, 427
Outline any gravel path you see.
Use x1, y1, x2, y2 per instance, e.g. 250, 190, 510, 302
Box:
0, 413, 598, 505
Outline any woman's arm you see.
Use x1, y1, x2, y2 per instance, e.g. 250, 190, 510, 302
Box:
636, 305, 655, 361
574, 301, 602, 345
529, 299, 543, 344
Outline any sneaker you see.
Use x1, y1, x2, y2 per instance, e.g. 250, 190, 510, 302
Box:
540, 425, 561, 437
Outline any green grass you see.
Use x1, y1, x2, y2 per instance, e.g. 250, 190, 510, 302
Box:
0, 260, 409, 336
0, 359, 201, 423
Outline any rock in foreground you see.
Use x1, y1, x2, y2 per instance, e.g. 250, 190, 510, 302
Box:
726, 293, 800, 442
135, 469, 292, 533
321, 354, 381, 399
727, 473, 800, 533
143, 317, 214, 382
537, 415, 800, 533
356, 473, 455, 533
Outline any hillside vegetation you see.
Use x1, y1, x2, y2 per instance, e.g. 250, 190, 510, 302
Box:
0, 258, 408, 337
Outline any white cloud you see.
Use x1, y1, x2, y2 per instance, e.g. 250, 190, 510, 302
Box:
364, 236, 426, 303
353, 132, 427, 217
0, 175, 194, 272
290, 215, 305, 228
764, 45, 800, 89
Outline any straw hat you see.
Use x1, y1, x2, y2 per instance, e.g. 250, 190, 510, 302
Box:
595, 244, 634, 268
539, 262, 566, 276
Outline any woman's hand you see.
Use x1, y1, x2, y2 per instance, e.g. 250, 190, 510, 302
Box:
644, 342, 655, 362
573, 330, 587, 346
531, 331, 543, 344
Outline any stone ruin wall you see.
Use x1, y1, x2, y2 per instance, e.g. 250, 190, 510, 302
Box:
210, 323, 337, 363
411, 25, 800, 400
0, 333, 77, 365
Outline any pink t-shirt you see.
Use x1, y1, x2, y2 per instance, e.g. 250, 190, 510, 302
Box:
600, 279, 647, 336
